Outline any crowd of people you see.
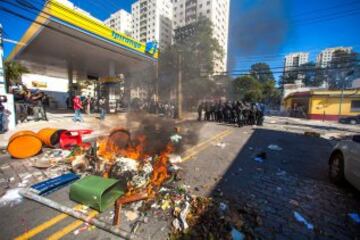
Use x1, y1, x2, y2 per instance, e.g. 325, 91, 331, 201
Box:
131, 99, 177, 119
197, 100, 265, 127
71, 95, 107, 122
9, 83, 49, 123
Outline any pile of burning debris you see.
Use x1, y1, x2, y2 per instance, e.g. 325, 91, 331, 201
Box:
6, 126, 256, 239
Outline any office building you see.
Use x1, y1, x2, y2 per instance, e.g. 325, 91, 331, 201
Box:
104, 9, 133, 35
284, 52, 309, 71
131, 0, 173, 49
171, 0, 230, 72
317, 47, 352, 68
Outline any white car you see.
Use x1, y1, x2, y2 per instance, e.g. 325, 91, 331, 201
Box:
329, 135, 360, 190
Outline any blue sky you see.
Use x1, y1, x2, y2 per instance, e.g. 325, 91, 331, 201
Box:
1, 0, 360, 80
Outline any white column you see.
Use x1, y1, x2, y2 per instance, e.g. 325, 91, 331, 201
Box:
0, 24, 16, 130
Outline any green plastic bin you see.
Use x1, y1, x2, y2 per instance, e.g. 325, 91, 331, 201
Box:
69, 175, 125, 212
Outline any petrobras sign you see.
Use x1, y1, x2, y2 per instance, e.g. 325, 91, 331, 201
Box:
146, 41, 158, 56
46, 0, 159, 59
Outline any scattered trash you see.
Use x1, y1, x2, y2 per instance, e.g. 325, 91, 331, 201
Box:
170, 134, 182, 143
31, 172, 79, 195
304, 131, 321, 138
294, 211, 314, 230
348, 213, 360, 224
268, 144, 282, 151
179, 201, 191, 230
219, 202, 228, 212
231, 227, 245, 240
172, 218, 181, 231
7, 131, 43, 159
0, 188, 23, 207
215, 142, 226, 149
254, 152, 267, 163
169, 154, 183, 164
69, 175, 124, 212
289, 199, 299, 207
161, 199, 172, 211
124, 210, 139, 222
276, 170, 287, 176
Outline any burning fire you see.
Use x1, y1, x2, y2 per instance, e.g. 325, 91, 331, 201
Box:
96, 128, 174, 198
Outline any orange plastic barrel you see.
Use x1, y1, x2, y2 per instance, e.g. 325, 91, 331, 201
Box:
7, 131, 43, 159
37, 128, 65, 148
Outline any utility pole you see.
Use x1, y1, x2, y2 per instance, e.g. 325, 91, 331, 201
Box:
176, 51, 183, 119
338, 70, 353, 118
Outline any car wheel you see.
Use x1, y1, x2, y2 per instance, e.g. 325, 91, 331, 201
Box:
329, 152, 345, 184
350, 119, 357, 125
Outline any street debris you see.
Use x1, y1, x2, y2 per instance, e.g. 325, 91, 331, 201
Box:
124, 210, 139, 222
0, 188, 23, 207
254, 152, 266, 163
170, 134, 182, 143
304, 131, 321, 138
215, 142, 227, 149
289, 199, 300, 207
30, 173, 79, 195
294, 211, 314, 230
276, 169, 287, 176
169, 154, 183, 164
348, 213, 360, 224
268, 144, 283, 151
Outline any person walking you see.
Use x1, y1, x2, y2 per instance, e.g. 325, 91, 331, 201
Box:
86, 95, 91, 114
72, 95, 83, 122
99, 97, 106, 120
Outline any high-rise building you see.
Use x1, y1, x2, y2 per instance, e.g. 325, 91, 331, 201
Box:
171, 0, 230, 73
316, 47, 352, 68
131, 0, 173, 49
104, 9, 133, 35
284, 52, 309, 71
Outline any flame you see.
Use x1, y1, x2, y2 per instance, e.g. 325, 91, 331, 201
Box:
96, 128, 174, 199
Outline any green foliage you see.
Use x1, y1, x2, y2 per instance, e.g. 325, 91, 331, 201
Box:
4, 60, 29, 85
233, 63, 281, 106
328, 50, 358, 89
232, 75, 262, 102
159, 17, 224, 104
250, 63, 274, 83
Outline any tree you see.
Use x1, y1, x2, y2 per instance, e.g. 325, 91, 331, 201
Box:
232, 75, 262, 102
300, 62, 325, 87
327, 50, 358, 89
250, 63, 274, 83
4, 60, 29, 87
159, 17, 224, 107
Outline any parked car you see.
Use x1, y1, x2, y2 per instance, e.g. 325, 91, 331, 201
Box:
329, 135, 360, 190
339, 115, 360, 125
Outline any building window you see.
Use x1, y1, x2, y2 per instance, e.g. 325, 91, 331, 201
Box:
351, 100, 360, 112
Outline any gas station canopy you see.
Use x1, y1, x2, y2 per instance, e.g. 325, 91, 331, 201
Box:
8, 0, 159, 77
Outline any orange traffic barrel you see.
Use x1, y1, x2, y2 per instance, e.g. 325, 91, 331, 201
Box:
37, 128, 65, 148
7, 131, 43, 159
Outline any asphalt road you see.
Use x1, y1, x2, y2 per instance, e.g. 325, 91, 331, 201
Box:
0, 117, 359, 239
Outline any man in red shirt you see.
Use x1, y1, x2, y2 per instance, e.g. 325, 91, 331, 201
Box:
72, 95, 83, 122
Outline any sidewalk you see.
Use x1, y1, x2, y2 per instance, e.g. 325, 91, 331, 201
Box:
0, 112, 127, 149
0, 111, 197, 149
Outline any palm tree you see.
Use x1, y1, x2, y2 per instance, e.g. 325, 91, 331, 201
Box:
4, 60, 29, 90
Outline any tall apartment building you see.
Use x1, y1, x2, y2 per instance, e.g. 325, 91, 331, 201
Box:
316, 47, 352, 68
171, 0, 230, 73
104, 9, 133, 35
284, 52, 309, 71
131, 0, 173, 49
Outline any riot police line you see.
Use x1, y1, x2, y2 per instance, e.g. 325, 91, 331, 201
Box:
197, 100, 265, 127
